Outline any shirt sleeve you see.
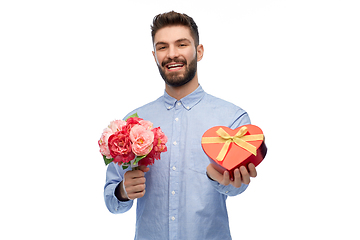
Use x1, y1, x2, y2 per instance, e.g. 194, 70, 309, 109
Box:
207, 175, 249, 196
230, 110, 251, 129
104, 162, 134, 214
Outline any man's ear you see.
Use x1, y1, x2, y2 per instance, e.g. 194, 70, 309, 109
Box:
196, 44, 204, 62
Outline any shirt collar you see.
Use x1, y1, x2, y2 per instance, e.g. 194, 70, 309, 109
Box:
164, 85, 205, 111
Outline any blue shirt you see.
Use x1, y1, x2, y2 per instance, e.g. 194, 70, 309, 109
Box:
104, 85, 251, 240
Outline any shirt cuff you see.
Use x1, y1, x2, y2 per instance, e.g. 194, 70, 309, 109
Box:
206, 172, 249, 196
111, 183, 133, 213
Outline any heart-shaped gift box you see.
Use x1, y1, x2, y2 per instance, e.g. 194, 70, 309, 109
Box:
201, 124, 267, 179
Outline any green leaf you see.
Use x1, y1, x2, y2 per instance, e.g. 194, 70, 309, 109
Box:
133, 155, 146, 165
103, 155, 113, 166
125, 112, 139, 121
122, 165, 129, 170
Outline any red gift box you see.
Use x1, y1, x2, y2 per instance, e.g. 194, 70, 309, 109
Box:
201, 124, 267, 179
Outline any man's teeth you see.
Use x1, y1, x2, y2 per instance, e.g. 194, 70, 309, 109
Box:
167, 64, 183, 69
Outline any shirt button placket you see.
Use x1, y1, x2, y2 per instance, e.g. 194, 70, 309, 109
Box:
169, 101, 181, 240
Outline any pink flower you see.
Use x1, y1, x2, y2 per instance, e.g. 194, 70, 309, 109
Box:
108, 130, 135, 163
129, 125, 154, 156
138, 127, 167, 166
98, 128, 113, 159
139, 120, 153, 130
124, 117, 143, 134
108, 119, 126, 132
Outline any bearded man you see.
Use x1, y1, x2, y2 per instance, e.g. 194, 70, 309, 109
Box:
104, 11, 257, 240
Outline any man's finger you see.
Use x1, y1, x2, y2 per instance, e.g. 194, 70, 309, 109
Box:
124, 177, 146, 188
128, 189, 146, 200
231, 168, 242, 188
127, 183, 146, 194
248, 163, 257, 178
222, 171, 231, 186
125, 170, 145, 181
139, 165, 150, 172
240, 166, 250, 184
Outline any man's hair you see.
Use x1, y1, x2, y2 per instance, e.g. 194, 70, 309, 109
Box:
151, 11, 199, 47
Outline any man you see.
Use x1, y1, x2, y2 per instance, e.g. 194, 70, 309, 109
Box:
104, 11, 257, 240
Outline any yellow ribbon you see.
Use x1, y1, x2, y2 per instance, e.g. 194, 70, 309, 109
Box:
201, 126, 264, 161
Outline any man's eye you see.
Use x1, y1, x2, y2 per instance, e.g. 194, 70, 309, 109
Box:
158, 46, 166, 50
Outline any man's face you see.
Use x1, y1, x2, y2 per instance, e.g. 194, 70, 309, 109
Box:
152, 26, 199, 87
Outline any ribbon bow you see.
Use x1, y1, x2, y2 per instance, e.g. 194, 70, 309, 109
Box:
201, 126, 264, 161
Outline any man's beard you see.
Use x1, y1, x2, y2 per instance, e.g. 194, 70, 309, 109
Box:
157, 56, 197, 87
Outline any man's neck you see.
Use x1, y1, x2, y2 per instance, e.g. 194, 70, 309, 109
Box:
165, 74, 199, 100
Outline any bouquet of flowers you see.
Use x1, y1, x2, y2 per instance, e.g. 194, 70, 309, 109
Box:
98, 113, 168, 169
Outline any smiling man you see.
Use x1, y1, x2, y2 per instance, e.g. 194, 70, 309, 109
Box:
104, 11, 257, 240
153, 26, 200, 89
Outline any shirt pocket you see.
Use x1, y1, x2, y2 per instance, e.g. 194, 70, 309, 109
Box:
188, 142, 210, 175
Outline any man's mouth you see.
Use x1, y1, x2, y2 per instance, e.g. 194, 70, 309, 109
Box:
165, 63, 185, 72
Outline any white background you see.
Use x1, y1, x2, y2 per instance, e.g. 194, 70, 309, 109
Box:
1, 0, 359, 239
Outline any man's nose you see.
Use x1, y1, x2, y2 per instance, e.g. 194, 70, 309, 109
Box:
167, 45, 179, 59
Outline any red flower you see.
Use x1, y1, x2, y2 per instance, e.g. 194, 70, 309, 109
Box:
152, 127, 168, 157
108, 130, 135, 163
125, 117, 143, 132
138, 156, 155, 166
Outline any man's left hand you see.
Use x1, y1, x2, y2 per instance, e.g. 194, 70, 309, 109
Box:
206, 163, 257, 188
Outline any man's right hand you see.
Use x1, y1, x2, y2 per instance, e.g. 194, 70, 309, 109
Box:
116, 165, 149, 201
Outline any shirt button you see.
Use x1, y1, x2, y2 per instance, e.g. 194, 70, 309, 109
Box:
177, 102, 181, 106
186, 106, 190, 109
171, 216, 175, 221
167, 106, 171, 109
175, 117, 179, 121
172, 166, 176, 171
172, 191, 175, 195
173, 141, 177, 145
225, 191, 229, 194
